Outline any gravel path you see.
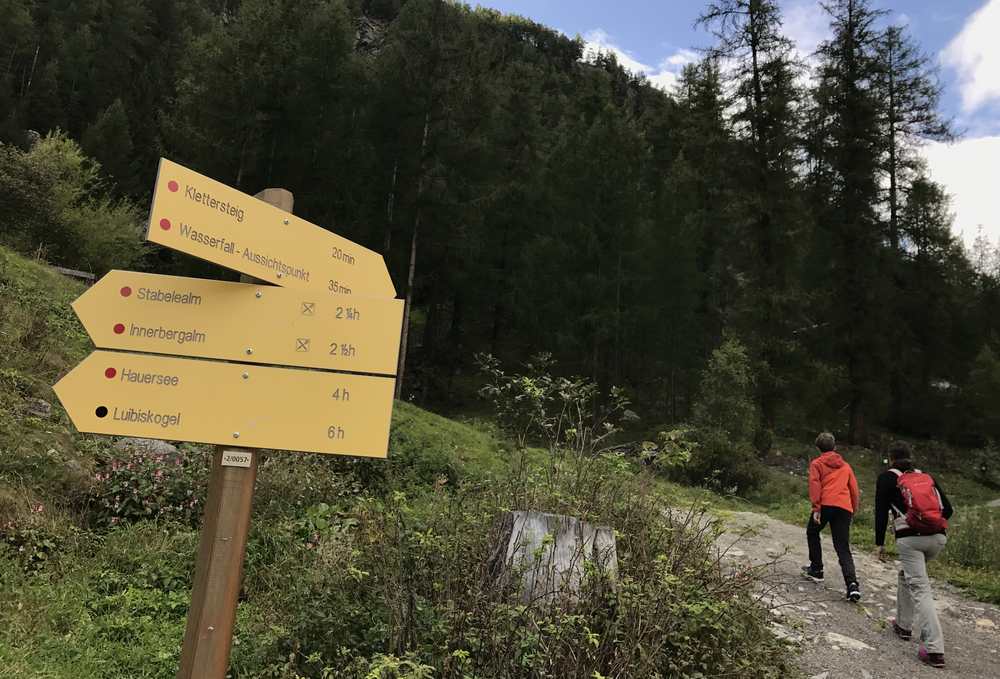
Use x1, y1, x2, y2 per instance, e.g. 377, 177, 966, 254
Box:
718, 510, 1000, 679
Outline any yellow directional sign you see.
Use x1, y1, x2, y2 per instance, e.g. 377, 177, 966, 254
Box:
54, 351, 395, 457
74, 270, 403, 375
146, 158, 396, 298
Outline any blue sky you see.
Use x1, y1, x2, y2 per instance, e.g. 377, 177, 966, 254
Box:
476, 0, 1000, 247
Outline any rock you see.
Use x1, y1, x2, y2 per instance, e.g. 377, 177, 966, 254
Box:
489, 510, 617, 604
64, 458, 90, 486
770, 622, 803, 644
114, 437, 179, 457
809, 672, 829, 679
975, 618, 996, 629
24, 397, 52, 418
728, 548, 746, 558
987, 498, 1000, 508
861, 671, 873, 679
824, 632, 874, 651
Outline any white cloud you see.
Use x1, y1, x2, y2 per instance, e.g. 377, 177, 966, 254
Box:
922, 136, 1000, 244
582, 29, 652, 76
581, 29, 698, 92
781, 0, 829, 62
941, 0, 1000, 113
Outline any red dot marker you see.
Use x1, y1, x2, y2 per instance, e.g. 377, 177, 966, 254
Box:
120, 286, 132, 297
105, 368, 117, 379
168, 180, 179, 192
159, 218, 171, 231
113, 323, 125, 334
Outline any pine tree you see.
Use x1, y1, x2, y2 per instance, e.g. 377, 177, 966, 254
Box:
807, 0, 887, 444
872, 23, 953, 428
699, 0, 807, 450
82, 98, 134, 191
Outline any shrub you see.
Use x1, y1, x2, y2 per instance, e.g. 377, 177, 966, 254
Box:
646, 426, 697, 473
685, 337, 764, 493
943, 506, 999, 572
87, 444, 210, 528
0, 495, 75, 573
476, 352, 636, 454
236, 454, 791, 678
685, 431, 765, 495
0, 132, 145, 275
692, 336, 758, 443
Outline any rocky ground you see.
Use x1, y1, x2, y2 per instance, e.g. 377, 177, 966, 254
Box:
719, 510, 1000, 679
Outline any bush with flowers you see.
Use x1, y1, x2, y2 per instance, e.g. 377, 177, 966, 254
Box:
1, 500, 67, 572
88, 444, 210, 528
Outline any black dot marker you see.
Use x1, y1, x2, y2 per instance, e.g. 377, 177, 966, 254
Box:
95, 406, 108, 418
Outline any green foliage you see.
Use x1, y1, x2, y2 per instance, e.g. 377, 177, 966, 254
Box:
81, 99, 134, 188
0, 494, 76, 573
964, 345, 1000, 441
943, 506, 1000, 572
647, 426, 698, 473
693, 337, 758, 444
0, 133, 145, 274
682, 338, 764, 493
0, 523, 196, 677
477, 352, 636, 454
87, 445, 210, 528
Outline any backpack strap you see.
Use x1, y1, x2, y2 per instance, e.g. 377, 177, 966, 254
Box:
887, 469, 904, 519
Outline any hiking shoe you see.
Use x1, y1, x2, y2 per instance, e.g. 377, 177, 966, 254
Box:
918, 645, 945, 668
801, 565, 824, 581
847, 581, 861, 602
890, 618, 912, 641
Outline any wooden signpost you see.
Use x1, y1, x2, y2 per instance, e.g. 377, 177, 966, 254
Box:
147, 159, 396, 298
53, 350, 395, 455
72, 270, 403, 375
52, 160, 400, 679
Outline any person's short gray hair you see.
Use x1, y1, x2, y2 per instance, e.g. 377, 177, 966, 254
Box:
815, 432, 835, 452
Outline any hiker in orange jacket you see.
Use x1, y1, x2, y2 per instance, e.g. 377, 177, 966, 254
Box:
802, 432, 862, 601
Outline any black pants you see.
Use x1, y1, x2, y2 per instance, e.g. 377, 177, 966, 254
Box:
806, 506, 858, 587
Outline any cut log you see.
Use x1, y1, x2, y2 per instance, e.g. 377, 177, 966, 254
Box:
489, 510, 618, 605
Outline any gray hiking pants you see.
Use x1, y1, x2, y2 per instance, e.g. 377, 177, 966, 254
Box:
896, 534, 948, 654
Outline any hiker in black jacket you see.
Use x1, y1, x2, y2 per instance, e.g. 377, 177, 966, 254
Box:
874, 441, 954, 670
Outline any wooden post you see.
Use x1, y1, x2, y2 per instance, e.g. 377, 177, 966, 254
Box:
177, 188, 294, 679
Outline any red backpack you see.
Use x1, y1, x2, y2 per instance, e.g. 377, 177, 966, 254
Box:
890, 469, 948, 533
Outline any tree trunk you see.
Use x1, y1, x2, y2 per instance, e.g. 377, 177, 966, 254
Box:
490, 220, 510, 354
848, 391, 867, 446
384, 158, 398, 255
395, 113, 431, 400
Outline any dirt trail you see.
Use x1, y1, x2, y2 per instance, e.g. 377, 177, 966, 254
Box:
718, 510, 1000, 679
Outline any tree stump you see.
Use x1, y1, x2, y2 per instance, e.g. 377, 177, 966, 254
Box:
489, 510, 618, 605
